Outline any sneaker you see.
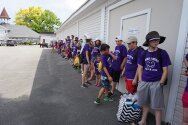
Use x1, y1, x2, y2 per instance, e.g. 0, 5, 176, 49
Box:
86, 81, 92, 85
108, 91, 114, 97
81, 84, 88, 88
96, 84, 100, 87
107, 96, 114, 102
94, 98, 100, 104
104, 96, 114, 102
103, 96, 109, 101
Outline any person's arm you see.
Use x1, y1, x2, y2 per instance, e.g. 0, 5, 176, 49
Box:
103, 67, 113, 82
120, 57, 127, 70
132, 68, 139, 85
160, 67, 168, 86
138, 64, 143, 82
121, 66, 125, 78
109, 52, 117, 60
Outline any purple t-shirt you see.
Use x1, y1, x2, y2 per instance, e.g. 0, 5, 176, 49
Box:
125, 48, 144, 79
185, 54, 188, 92
83, 44, 92, 62
92, 46, 100, 57
72, 45, 78, 56
66, 39, 71, 45
101, 54, 112, 77
94, 60, 100, 74
138, 49, 171, 82
112, 45, 127, 71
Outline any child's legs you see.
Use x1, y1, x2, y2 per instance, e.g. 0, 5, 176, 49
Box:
99, 76, 110, 97
126, 79, 137, 94
111, 70, 121, 93
97, 75, 101, 85
150, 81, 164, 125
89, 62, 94, 80
155, 110, 162, 125
137, 81, 150, 125
83, 64, 89, 82
95, 75, 99, 85
139, 106, 149, 125
96, 74, 101, 85
97, 87, 105, 99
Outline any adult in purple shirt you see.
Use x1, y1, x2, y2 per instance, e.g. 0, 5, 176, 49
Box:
137, 31, 171, 125
81, 38, 92, 88
88, 39, 101, 81
182, 53, 188, 124
109, 36, 127, 96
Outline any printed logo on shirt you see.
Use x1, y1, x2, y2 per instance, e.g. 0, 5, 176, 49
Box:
127, 54, 134, 64
114, 50, 120, 58
107, 57, 112, 67
145, 57, 159, 71
93, 47, 99, 52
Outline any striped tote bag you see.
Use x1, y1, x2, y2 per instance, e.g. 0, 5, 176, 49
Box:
117, 93, 142, 123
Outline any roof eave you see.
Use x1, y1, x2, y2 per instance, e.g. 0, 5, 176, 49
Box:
55, 0, 96, 33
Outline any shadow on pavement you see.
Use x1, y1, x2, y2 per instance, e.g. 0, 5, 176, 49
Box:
0, 49, 157, 125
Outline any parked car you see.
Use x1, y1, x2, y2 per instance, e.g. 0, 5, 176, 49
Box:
6, 40, 17, 46
0, 41, 6, 46
42, 43, 48, 48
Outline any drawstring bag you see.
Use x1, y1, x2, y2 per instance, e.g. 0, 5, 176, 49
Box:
74, 56, 80, 66
117, 93, 142, 123
98, 61, 102, 72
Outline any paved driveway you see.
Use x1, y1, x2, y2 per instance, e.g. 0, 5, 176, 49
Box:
0, 46, 157, 125
0, 46, 124, 125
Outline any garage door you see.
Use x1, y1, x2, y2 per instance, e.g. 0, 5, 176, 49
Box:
78, 11, 101, 39
62, 23, 78, 39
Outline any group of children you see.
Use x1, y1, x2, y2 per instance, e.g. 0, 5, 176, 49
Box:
51, 31, 188, 125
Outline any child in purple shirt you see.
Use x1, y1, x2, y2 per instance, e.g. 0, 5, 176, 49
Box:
94, 54, 101, 87
137, 31, 171, 125
94, 44, 116, 105
109, 36, 127, 96
88, 39, 101, 81
81, 38, 92, 88
122, 36, 144, 94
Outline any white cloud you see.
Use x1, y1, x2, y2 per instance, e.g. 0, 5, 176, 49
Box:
0, 0, 87, 23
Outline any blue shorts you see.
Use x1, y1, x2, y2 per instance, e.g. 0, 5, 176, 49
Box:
101, 76, 110, 89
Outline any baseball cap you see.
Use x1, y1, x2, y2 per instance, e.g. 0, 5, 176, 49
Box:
127, 36, 138, 44
115, 36, 123, 41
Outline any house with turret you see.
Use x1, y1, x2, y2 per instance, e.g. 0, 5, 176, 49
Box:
0, 8, 40, 43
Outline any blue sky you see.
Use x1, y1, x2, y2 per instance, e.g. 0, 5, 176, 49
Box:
0, 0, 87, 23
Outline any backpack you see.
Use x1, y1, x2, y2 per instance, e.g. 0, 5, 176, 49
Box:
142, 48, 168, 85
133, 46, 145, 63
98, 61, 102, 72
117, 93, 142, 123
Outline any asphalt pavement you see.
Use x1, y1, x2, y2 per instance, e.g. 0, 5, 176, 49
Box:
0, 46, 124, 125
0, 46, 157, 125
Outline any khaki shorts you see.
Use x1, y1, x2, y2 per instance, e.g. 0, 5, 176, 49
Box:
137, 81, 164, 110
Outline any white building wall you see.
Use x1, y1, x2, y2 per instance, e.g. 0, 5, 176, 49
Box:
78, 10, 101, 39
0, 26, 7, 41
56, 0, 186, 123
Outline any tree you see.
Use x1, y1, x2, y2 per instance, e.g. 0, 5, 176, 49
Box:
15, 7, 62, 33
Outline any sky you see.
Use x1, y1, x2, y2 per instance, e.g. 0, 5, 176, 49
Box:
0, 0, 87, 24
